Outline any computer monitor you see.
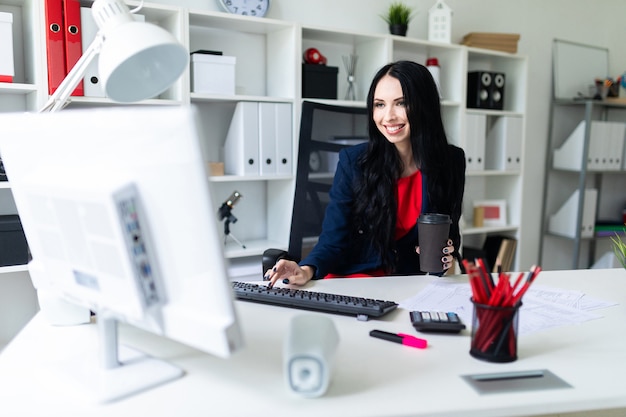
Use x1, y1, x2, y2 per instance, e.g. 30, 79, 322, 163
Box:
0, 106, 244, 402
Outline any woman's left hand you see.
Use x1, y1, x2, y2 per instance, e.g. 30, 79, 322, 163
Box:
415, 239, 455, 271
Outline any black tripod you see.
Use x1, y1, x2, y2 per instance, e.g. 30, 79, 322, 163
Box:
218, 191, 246, 249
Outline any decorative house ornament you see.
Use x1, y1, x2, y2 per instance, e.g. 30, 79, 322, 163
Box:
428, 0, 452, 43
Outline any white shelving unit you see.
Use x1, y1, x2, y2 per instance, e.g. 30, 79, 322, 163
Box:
458, 49, 528, 270
540, 99, 626, 270
0, 0, 529, 337
187, 11, 297, 270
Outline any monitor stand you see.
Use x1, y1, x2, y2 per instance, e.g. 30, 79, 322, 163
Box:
61, 315, 184, 404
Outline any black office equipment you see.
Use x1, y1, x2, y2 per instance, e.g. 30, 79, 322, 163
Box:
0, 215, 29, 266
410, 310, 466, 333
467, 71, 505, 110
232, 281, 398, 321
302, 64, 339, 99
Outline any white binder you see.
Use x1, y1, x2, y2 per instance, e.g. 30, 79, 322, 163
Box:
610, 122, 625, 170
548, 188, 597, 238
554, 120, 626, 171
274, 103, 293, 175
463, 114, 486, 171
224, 102, 260, 176
485, 116, 523, 171
587, 121, 605, 171
80, 8, 105, 97
258, 102, 278, 175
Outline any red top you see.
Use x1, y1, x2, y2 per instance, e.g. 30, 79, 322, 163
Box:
325, 170, 422, 279
395, 169, 423, 240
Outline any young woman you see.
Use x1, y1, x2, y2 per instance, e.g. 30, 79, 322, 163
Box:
266, 60, 465, 287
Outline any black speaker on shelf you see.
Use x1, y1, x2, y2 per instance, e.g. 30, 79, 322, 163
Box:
467, 71, 491, 109
467, 71, 506, 110
489, 72, 505, 110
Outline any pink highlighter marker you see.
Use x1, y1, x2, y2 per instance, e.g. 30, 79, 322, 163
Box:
369, 330, 428, 349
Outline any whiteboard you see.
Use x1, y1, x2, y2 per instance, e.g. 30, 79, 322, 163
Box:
553, 39, 609, 100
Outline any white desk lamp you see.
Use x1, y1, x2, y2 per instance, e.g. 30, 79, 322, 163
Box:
40, 0, 188, 112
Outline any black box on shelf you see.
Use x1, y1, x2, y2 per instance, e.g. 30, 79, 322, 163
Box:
302, 64, 338, 99
0, 215, 29, 266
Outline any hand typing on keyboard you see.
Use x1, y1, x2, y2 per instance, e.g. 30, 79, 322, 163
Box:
264, 259, 316, 289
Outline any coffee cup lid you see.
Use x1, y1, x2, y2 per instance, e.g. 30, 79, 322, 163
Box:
418, 213, 451, 224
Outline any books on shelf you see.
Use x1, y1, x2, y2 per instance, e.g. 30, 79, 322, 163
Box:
594, 221, 626, 237
485, 235, 517, 272
473, 234, 517, 273
462, 32, 520, 53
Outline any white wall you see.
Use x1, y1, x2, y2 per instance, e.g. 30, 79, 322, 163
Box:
153, 0, 626, 269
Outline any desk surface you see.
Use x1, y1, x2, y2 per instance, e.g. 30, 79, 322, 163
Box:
1, 269, 625, 417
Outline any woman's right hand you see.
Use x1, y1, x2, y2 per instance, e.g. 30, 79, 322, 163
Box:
264, 259, 315, 288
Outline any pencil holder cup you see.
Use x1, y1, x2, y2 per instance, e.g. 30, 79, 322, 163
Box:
469, 299, 521, 363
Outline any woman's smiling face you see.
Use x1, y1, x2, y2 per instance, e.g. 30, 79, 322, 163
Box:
373, 74, 411, 147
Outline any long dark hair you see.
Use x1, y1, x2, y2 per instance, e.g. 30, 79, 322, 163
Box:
352, 60, 454, 271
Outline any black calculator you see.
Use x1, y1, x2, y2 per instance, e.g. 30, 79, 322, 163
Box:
409, 311, 466, 334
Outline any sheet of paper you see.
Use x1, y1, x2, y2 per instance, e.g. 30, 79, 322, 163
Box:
399, 280, 616, 335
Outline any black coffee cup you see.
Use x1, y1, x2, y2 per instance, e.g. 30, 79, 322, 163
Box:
418, 213, 451, 273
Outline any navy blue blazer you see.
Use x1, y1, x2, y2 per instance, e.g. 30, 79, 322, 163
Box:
300, 142, 465, 279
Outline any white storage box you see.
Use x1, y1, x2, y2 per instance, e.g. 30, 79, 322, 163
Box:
549, 188, 597, 239
191, 52, 236, 95
0, 12, 14, 82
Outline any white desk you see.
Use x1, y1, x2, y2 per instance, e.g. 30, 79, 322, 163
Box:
1, 269, 625, 417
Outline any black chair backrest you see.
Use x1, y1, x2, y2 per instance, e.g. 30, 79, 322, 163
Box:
288, 101, 368, 261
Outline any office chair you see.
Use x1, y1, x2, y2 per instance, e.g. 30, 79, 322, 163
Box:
262, 101, 368, 273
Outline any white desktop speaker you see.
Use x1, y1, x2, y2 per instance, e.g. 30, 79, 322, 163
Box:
284, 314, 339, 398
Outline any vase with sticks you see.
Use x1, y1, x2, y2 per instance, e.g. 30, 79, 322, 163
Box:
342, 54, 358, 101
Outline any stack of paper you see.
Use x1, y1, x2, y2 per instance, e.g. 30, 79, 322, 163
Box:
462, 32, 520, 53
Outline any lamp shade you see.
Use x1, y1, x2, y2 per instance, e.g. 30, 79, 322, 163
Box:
99, 22, 188, 102
93, 0, 188, 103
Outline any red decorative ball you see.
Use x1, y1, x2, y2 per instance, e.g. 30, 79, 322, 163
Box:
303, 48, 327, 65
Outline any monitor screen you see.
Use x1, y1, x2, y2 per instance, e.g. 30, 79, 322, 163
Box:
0, 106, 244, 402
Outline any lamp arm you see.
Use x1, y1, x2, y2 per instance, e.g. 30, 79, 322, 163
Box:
129, 0, 144, 14
40, 33, 105, 113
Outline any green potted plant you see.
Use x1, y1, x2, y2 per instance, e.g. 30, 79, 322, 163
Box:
610, 225, 626, 269
381, 2, 414, 37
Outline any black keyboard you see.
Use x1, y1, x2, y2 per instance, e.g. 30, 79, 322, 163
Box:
232, 281, 398, 321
